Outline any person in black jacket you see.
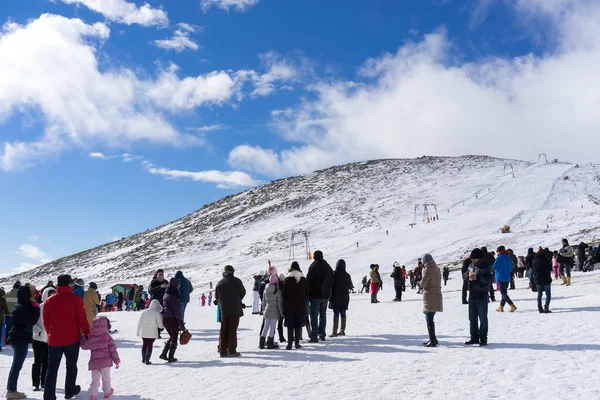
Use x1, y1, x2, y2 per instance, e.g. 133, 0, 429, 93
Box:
6, 285, 40, 399
481, 247, 496, 302
461, 257, 471, 304
533, 248, 553, 313
306, 250, 334, 342
577, 242, 589, 271
442, 267, 450, 286
281, 262, 309, 350
329, 260, 354, 337
391, 262, 403, 301
252, 274, 263, 315
215, 265, 246, 357
464, 249, 494, 346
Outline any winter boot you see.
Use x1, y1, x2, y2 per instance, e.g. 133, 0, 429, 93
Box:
286, 328, 294, 350
278, 321, 286, 343
538, 304, 544, 313
266, 337, 279, 349
330, 316, 339, 338
496, 305, 504, 312
544, 305, 552, 313
464, 338, 479, 345
5, 391, 27, 399
423, 323, 438, 347
370, 293, 375, 303
259, 336, 266, 349
339, 317, 346, 336
141, 349, 146, 363
145, 348, 153, 365
566, 277, 571, 286
509, 304, 517, 312
159, 341, 170, 361
167, 343, 178, 363
561, 276, 567, 285
295, 327, 302, 349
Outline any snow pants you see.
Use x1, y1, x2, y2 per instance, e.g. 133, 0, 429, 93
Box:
89, 367, 111, 397
261, 319, 277, 337
252, 291, 260, 314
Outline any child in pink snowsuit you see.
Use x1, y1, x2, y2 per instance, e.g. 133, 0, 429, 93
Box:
201, 294, 206, 306
80, 316, 120, 400
552, 252, 560, 280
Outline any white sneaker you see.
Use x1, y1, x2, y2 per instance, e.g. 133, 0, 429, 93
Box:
6, 391, 27, 399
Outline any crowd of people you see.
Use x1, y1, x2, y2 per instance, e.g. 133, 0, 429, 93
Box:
1, 238, 597, 399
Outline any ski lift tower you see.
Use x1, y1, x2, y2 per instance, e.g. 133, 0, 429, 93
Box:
288, 230, 312, 260
413, 203, 439, 224
504, 164, 515, 178
538, 153, 548, 163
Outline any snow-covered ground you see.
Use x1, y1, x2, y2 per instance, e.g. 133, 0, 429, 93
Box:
2, 269, 600, 400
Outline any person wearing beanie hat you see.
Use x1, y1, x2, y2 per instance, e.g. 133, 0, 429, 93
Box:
83, 282, 100, 332
215, 265, 246, 357
259, 274, 283, 350
420, 254, 443, 347
493, 246, 517, 313
306, 250, 333, 342
464, 249, 495, 346
159, 278, 181, 363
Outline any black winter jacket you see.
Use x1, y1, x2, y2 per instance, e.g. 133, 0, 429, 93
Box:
461, 258, 471, 281
253, 275, 263, 292
215, 273, 246, 318
9, 286, 40, 344
149, 278, 167, 303
533, 251, 553, 286
306, 259, 334, 299
468, 261, 494, 299
329, 260, 353, 310
392, 266, 403, 286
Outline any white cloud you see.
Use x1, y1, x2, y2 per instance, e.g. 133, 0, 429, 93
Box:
201, 0, 259, 12
88, 152, 141, 162
17, 244, 47, 261
26, 235, 40, 241
229, 2, 600, 177
250, 52, 299, 96
154, 23, 199, 52
15, 262, 41, 273
89, 152, 108, 159
0, 14, 256, 170
59, 0, 168, 27
143, 161, 260, 189
186, 124, 228, 132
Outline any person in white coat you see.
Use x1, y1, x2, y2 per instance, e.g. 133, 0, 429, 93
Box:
32, 287, 56, 391
136, 299, 164, 365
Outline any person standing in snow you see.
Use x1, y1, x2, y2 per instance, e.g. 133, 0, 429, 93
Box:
577, 242, 589, 271
306, 250, 334, 342
281, 261, 309, 350
494, 246, 517, 313
32, 287, 55, 392
149, 270, 168, 303
369, 265, 381, 303
208, 292, 213, 306
481, 247, 496, 302
80, 317, 120, 400
106, 294, 114, 312
391, 262, 403, 301
277, 273, 287, 343
461, 257, 471, 305
551, 251, 560, 280
421, 254, 443, 347
329, 259, 353, 337
442, 267, 449, 286
5, 281, 21, 343
507, 249, 518, 290
72, 279, 84, 299
401, 266, 407, 291
360, 276, 369, 294
259, 275, 284, 350
136, 299, 164, 364
533, 249, 553, 313
83, 283, 100, 332
0, 287, 10, 351
175, 271, 193, 325
558, 239, 574, 286
464, 249, 494, 346
160, 278, 181, 363
215, 265, 246, 357
525, 248, 535, 283
201, 294, 206, 307
252, 274, 263, 315
117, 291, 124, 311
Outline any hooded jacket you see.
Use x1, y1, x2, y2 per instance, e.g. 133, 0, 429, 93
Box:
329, 260, 353, 310
80, 317, 120, 371
306, 255, 334, 299
136, 300, 164, 339
162, 278, 182, 321
84, 287, 100, 329
33, 287, 56, 343
215, 272, 246, 318
175, 271, 194, 303
533, 250, 553, 286
149, 276, 167, 303
281, 270, 309, 315
44, 285, 91, 347
493, 252, 513, 283
262, 283, 284, 320
421, 260, 443, 313
8, 286, 41, 344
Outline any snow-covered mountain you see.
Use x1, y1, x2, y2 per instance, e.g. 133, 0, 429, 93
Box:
3, 155, 599, 290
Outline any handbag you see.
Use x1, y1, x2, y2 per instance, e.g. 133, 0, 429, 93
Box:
179, 329, 192, 345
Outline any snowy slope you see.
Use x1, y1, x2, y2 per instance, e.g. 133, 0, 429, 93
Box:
1, 271, 599, 400
2, 156, 600, 292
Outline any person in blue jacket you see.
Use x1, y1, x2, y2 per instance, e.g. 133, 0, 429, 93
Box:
493, 246, 517, 313
175, 271, 193, 325
72, 279, 84, 298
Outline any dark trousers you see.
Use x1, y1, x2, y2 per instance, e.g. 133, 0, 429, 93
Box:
32, 340, 49, 388
537, 284, 551, 307
499, 282, 513, 307
489, 284, 495, 300
400, 278, 406, 291
4, 316, 12, 345
219, 316, 240, 355
462, 280, 468, 303
7, 341, 29, 392
163, 317, 179, 345
44, 342, 80, 400
141, 338, 155, 352
469, 297, 489, 342
309, 298, 328, 340
394, 285, 403, 300
277, 317, 285, 339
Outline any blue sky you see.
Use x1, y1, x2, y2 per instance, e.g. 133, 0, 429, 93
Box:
1, 0, 599, 274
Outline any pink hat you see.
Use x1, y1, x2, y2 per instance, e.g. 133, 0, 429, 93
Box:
269, 274, 279, 284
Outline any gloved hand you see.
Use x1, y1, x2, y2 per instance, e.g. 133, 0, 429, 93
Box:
115, 363, 119, 369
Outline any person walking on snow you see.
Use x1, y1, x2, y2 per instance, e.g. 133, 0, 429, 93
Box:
175, 271, 193, 325
83, 283, 100, 331
281, 262, 309, 350
215, 265, 246, 357
329, 259, 353, 337
201, 294, 206, 307
558, 239, 574, 286
306, 250, 334, 342
160, 278, 182, 363
80, 317, 120, 400
252, 274, 263, 315
136, 299, 164, 364
494, 246, 517, 313
421, 254, 443, 347
507, 249, 518, 290
533, 248, 553, 313
31, 287, 56, 392
464, 249, 494, 346
259, 275, 284, 350
208, 292, 213, 306
391, 262, 403, 301
442, 267, 449, 286
369, 265, 381, 303
360, 276, 369, 294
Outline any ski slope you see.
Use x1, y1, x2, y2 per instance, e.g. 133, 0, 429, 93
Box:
1, 270, 599, 400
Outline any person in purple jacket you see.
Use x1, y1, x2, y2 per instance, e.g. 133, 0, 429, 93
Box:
160, 278, 181, 363
80, 317, 120, 400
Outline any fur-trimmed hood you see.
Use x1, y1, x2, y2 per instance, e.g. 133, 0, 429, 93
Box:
286, 269, 304, 283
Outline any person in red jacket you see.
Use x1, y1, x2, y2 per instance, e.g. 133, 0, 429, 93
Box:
43, 274, 91, 400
